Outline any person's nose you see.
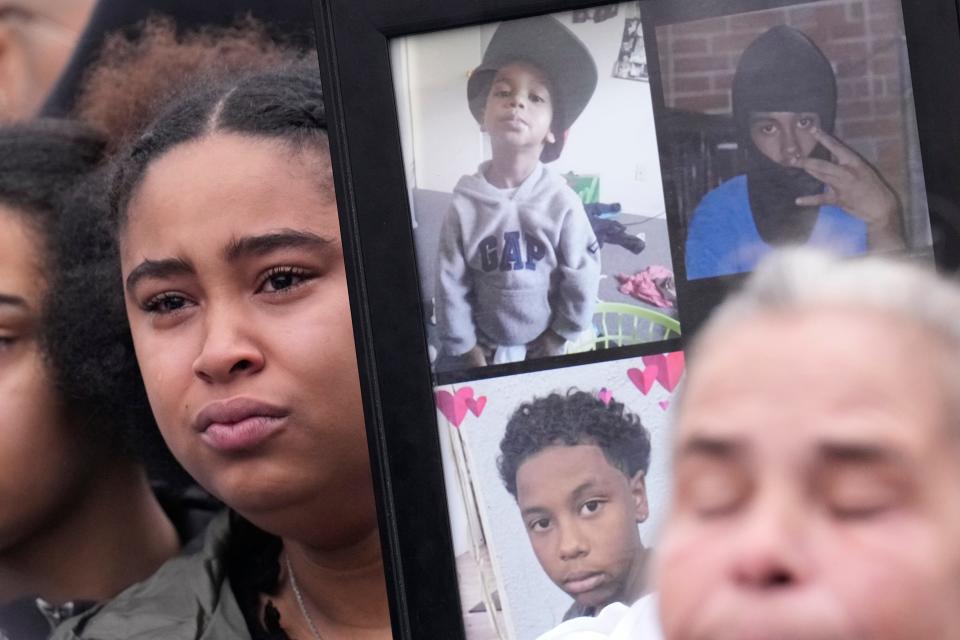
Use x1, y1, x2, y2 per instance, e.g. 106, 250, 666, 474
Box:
557, 519, 589, 561
728, 492, 808, 591
508, 93, 526, 109
780, 126, 802, 165
192, 303, 265, 384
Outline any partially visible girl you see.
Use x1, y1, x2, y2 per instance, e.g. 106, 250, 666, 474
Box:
54, 68, 393, 639
0, 121, 184, 639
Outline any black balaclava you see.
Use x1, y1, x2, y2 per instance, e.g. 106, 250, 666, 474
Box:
732, 25, 837, 245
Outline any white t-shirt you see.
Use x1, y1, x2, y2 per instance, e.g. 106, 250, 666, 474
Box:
535, 595, 663, 640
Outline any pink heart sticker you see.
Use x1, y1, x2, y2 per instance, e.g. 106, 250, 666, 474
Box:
466, 395, 487, 417
642, 351, 685, 393
659, 400, 670, 411
435, 387, 474, 427
597, 388, 613, 406
627, 365, 659, 395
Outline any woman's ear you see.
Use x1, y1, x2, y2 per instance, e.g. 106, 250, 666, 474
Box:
544, 130, 556, 144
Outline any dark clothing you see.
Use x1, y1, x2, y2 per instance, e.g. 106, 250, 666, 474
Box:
41, 0, 314, 118
51, 511, 291, 640
0, 599, 94, 640
0, 487, 219, 640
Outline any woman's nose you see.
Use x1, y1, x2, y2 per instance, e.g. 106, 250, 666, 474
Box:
192, 307, 265, 384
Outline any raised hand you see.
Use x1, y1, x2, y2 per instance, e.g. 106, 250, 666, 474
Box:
794, 127, 904, 251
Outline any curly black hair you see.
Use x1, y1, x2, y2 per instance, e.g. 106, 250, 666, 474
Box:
0, 120, 183, 478
498, 390, 652, 498
0, 119, 104, 244
43, 167, 177, 469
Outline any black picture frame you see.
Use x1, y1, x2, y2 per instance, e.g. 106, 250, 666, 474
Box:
310, 0, 960, 637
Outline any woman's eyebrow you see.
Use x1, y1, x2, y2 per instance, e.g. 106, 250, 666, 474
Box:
222, 230, 334, 262
125, 257, 193, 293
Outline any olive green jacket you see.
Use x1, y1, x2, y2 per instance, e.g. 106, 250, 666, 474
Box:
51, 510, 252, 640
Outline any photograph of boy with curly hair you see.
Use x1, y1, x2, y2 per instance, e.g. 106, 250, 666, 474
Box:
498, 390, 652, 621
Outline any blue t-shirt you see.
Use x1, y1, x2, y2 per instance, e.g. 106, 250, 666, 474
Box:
685, 175, 868, 280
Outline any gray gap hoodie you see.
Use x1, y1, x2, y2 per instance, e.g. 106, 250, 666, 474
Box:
436, 162, 601, 355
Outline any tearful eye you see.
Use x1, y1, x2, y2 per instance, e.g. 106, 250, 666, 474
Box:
258, 267, 312, 294
144, 293, 190, 315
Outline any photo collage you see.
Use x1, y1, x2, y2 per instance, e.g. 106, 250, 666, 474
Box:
388, 0, 932, 636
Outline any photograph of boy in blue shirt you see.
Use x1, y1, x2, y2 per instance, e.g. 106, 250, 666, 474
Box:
498, 391, 651, 621
685, 25, 903, 280
435, 15, 602, 367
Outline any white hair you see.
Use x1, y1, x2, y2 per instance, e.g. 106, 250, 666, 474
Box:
681, 248, 960, 411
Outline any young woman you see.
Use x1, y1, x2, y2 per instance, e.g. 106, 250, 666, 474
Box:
0, 120, 184, 639
54, 69, 392, 639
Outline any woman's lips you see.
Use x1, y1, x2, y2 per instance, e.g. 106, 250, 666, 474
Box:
193, 397, 289, 453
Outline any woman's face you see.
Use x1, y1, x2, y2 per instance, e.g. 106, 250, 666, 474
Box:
0, 206, 91, 551
121, 133, 371, 538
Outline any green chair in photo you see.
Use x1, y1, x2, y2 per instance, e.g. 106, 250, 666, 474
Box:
566, 302, 681, 354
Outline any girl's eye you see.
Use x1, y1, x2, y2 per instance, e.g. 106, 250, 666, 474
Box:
579, 499, 604, 517
0, 335, 18, 351
258, 267, 313, 294
797, 117, 815, 129
759, 123, 777, 135
143, 293, 191, 315
529, 517, 552, 532
530, 93, 547, 104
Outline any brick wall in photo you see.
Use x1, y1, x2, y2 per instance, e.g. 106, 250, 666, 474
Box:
656, 0, 911, 201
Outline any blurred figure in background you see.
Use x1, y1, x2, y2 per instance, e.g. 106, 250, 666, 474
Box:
539, 249, 960, 639
0, 0, 94, 120
0, 120, 181, 640
656, 249, 960, 640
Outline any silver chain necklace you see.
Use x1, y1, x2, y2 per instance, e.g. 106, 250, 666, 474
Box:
285, 553, 325, 640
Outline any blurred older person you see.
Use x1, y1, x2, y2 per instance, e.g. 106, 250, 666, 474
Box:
0, 0, 94, 120
540, 248, 960, 639
656, 249, 960, 639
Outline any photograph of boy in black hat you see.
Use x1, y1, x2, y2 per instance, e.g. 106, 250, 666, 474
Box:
497, 390, 652, 622
435, 15, 602, 367
684, 25, 904, 280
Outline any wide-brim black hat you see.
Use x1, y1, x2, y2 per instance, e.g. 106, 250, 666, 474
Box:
467, 15, 598, 162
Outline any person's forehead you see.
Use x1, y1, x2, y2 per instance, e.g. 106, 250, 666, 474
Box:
516, 444, 623, 502
748, 111, 819, 121
679, 308, 950, 452
492, 61, 551, 87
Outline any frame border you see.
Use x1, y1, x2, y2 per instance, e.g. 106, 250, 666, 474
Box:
311, 0, 960, 636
